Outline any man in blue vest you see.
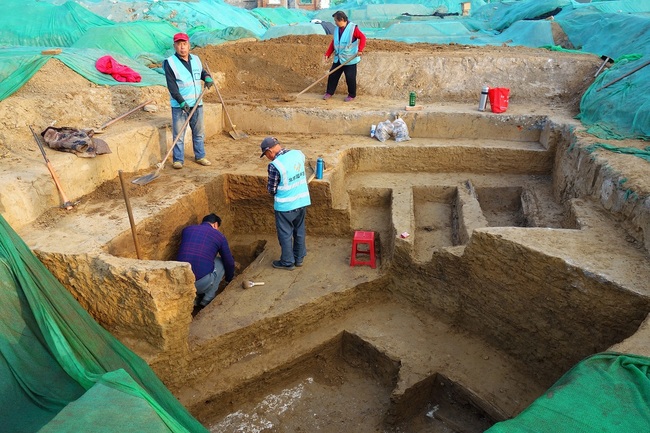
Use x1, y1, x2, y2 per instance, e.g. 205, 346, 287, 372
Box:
260, 137, 311, 271
323, 11, 366, 102
163, 32, 213, 169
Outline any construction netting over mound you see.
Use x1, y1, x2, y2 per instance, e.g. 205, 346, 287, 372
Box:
0, 215, 208, 433
486, 353, 650, 433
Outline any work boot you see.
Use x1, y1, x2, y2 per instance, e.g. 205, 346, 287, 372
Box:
272, 260, 295, 271
196, 158, 212, 166
172, 161, 183, 169
191, 304, 204, 317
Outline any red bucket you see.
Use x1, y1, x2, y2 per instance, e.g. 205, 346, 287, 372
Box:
488, 87, 510, 113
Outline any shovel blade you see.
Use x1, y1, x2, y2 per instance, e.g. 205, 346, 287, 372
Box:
229, 129, 248, 140
131, 172, 159, 185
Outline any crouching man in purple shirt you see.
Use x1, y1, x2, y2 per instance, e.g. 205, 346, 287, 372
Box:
177, 213, 235, 312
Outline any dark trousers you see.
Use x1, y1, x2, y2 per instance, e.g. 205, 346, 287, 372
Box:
275, 207, 307, 266
326, 63, 358, 98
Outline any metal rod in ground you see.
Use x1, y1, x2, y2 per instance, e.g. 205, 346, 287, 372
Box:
594, 56, 610, 77
118, 170, 142, 259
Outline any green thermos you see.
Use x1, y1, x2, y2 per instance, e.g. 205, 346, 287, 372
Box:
409, 91, 416, 107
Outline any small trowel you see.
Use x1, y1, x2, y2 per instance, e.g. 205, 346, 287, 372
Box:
242, 280, 265, 289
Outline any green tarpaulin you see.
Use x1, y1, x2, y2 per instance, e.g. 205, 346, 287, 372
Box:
0, 214, 207, 433
487, 352, 650, 433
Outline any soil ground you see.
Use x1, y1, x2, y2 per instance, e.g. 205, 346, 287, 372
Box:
2, 35, 649, 432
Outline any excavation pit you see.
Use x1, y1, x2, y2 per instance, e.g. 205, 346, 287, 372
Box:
199, 331, 499, 433
203, 332, 400, 432
8, 40, 650, 431
20, 106, 650, 430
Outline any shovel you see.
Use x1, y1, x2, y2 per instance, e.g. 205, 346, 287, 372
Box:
30, 125, 74, 210
132, 88, 206, 185
93, 100, 154, 134
291, 54, 360, 100
206, 65, 247, 140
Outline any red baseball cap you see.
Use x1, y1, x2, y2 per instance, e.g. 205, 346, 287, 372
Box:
173, 32, 189, 42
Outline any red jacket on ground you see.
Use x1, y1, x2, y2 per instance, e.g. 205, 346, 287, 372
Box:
95, 55, 142, 83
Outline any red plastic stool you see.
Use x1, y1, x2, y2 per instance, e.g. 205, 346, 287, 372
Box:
350, 230, 376, 269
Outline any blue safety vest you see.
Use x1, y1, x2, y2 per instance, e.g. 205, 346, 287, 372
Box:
166, 54, 203, 107
271, 150, 312, 212
333, 23, 360, 65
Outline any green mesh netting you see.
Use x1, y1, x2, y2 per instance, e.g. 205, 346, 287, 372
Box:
78, 0, 268, 36
0, 214, 208, 433
263, 23, 326, 40
468, 0, 570, 32
486, 352, 650, 433
0, 47, 166, 101
578, 54, 650, 140
0, 1, 113, 47
251, 6, 312, 26
70, 21, 181, 65
189, 26, 260, 48
555, 8, 650, 59
585, 143, 650, 161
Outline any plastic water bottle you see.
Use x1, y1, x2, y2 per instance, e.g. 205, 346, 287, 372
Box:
409, 91, 416, 107
478, 85, 489, 111
370, 124, 376, 137
316, 157, 324, 179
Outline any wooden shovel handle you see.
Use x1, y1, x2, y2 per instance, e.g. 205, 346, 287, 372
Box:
118, 170, 142, 259
158, 88, 207, 169
205, 65, 239, 131
29, 125, 73, 209
296, 54, 359, 97
100, 100, 154, 130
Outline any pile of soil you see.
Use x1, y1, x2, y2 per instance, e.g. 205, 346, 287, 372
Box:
196, 35, 566, 102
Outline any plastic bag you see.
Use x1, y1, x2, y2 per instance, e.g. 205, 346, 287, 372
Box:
393, 118, 411, 142
374, 120, 393, 142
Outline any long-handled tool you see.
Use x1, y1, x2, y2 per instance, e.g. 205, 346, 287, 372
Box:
206, 65, 248, 140
593, 56, 612, 78
29, 125, 74, 210
306, 161, 316, 183
131, 88, 207, 185
294, 54, 360, 98
597, 58, 650, 91
94, 99, 154, 134
118, 170, 142, 259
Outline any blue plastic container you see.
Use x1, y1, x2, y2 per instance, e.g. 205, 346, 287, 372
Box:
316, 157, 324, 179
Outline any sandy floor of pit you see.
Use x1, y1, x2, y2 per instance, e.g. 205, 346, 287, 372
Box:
2, 35, 650, 431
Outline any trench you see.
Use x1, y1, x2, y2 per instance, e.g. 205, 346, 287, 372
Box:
29, 103, 650, 432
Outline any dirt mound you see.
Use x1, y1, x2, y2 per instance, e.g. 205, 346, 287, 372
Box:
195, 35, 557, 102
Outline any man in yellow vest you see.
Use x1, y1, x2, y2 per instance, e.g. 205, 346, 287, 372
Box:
260, 137, 311, 270
163, 32, 213, 169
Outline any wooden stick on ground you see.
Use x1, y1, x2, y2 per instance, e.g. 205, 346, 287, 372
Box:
29, 125, 74, 210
